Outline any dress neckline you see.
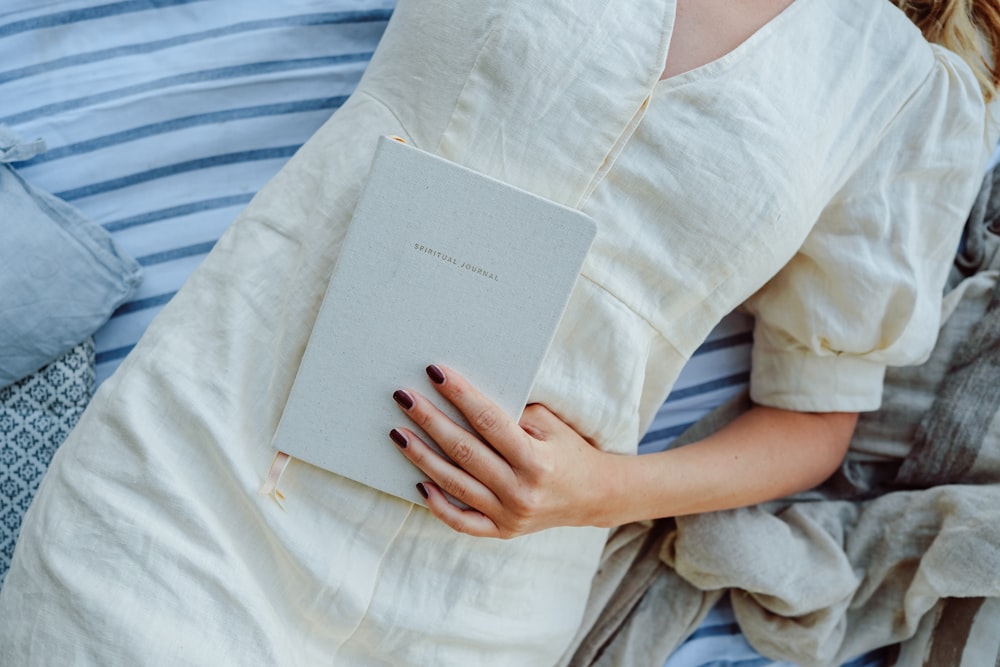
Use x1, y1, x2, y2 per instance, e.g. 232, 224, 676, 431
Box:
655, 0, 811, 91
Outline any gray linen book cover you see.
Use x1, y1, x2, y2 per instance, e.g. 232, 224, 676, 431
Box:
271, 136, 596, 505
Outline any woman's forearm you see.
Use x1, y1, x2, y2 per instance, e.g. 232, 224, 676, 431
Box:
393, 365, 858, 537
593, 406, 858, 526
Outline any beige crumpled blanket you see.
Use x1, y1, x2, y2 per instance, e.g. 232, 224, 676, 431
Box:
560, 171, 1000, 667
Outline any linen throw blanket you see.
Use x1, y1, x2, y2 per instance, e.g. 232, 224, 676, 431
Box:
562, 167, 1000, 667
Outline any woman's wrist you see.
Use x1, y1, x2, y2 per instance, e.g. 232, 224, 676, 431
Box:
581, 449, 667, 528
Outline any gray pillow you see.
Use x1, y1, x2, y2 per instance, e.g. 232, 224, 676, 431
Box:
0, 125, 141, 387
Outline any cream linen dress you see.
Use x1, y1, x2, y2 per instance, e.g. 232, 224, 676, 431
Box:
0, 0, 994, 665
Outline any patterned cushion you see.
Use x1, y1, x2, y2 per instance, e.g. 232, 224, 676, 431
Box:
0, 338, 94, 588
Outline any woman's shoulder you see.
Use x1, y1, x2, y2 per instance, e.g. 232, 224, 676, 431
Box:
796, 0, 991, 168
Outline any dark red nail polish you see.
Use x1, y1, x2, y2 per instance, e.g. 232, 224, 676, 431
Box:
426, 364, 445, 384
416, 482, 429, 499
393, 389, 414, 409
390, 428, 408, 448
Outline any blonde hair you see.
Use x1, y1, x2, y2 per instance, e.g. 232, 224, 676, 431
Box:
892, 0, 1000, 101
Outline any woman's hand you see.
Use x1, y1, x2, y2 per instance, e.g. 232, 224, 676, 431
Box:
389, 364, 615, 538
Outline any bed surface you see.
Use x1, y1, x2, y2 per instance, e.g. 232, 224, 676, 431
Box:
0, 2, 888, 666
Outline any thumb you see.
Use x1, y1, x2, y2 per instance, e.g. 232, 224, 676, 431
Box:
518, 403, 565, 441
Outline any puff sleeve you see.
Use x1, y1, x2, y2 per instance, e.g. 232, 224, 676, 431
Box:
744, 47, 994, 412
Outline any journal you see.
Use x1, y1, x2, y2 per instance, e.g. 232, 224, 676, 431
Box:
270, 136, 597, 505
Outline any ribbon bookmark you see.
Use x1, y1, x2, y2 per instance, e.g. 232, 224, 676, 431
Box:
258, 450, 292, 510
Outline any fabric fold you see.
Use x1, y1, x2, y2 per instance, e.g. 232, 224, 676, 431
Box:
564, 165, 1000, 667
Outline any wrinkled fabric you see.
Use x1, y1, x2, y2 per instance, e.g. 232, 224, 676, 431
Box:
0, 124, 141, 388
898, 177, 1000, 488
0, 1, 995, 665
563, 169, 1000, 667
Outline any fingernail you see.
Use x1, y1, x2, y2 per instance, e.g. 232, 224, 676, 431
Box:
393, 390, 414, 410
390, 428, 408, 448
416, 482, 429, 499
426, 364, 445, 385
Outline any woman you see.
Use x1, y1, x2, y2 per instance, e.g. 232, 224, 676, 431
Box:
1, 0, 997, 665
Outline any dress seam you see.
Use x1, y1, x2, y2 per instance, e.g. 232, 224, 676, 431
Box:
432, 11, 507, 157
330, 502, 416, 658
353, 88, 415, 144
577, 271, 692, 359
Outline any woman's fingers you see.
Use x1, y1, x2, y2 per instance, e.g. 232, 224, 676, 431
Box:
392, 387, 505, 480
390, 365, 608, 538
389, 425, 502, 514
417, 481, 506, 538
421, 364, 533, 466
393, 380, 524, 500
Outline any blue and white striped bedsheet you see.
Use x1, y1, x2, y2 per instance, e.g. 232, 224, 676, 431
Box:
664, 596, 889, 667
1, 0, 395, 384
0, 2, 853, 666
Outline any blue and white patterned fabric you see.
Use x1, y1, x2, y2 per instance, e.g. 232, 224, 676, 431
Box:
0, 338, 95, 587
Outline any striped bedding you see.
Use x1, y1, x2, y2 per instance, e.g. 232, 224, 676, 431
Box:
664, 597, 887, 667
1, 0, 395, 386
0, 1, 786, 665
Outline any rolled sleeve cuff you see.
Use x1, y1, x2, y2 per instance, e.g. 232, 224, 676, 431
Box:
749, 346, 887, 413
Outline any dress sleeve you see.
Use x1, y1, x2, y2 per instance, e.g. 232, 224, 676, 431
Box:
743, 47, 994, 412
